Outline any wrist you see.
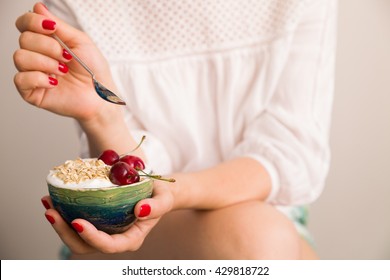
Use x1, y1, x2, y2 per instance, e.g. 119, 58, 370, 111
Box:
78, 103, 121, 133
76, 78, 123, 130
168, 173, 196, 211
77, 105, 142, 158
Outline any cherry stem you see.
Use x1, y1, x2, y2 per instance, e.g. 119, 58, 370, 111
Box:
121, 135, 146, 156
138, 169, 176, 183
130, 135, 146, 153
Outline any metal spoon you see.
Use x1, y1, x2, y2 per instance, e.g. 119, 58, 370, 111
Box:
52, 34, 126, 105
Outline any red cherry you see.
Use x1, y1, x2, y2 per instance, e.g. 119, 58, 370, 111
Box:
109, 162, 140, 185
119, 155, 145, 170
98, 149, 119, 165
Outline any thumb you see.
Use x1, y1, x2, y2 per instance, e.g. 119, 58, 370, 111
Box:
33, 2, 86, 45
134, 183, 174, 220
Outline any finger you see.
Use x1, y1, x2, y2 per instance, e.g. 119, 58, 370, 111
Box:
72, 217, 160, 253
14, 49, 68, 75
19, 31, 72, 62
112, 218, 160, 251
15, 3, 86, 46
44, 209, 95, 255
14, 71, 58, 108
15, 11, 57, 35
41, 195, 52, 209
134, 183, 174, 220
69, 219, 123, 254
14, 71, 57, 104
32, 2, 87, 45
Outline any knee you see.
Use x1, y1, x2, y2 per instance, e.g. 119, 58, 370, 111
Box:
208, 201, 301, 259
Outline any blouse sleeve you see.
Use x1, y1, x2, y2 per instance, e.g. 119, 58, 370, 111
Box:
229, 0, 337, 205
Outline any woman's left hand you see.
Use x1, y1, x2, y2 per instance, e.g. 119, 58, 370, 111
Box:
41, 182, 174, 254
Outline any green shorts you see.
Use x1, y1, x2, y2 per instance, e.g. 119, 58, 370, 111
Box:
276, 205, 315, 246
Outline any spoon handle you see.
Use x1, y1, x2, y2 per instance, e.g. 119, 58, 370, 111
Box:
52, 34, 95, 78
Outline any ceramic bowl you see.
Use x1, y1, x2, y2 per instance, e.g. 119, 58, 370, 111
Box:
47, 178, 153, 234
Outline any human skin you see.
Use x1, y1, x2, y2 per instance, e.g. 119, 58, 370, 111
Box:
16, 2, 317, 259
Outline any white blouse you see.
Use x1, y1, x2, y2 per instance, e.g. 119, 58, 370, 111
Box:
45, 0, 337, 206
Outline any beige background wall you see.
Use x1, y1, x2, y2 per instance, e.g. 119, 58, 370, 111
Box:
1, 0, 389, 259
307, 0, 390, 259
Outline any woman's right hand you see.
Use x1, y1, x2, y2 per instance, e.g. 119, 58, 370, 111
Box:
14, 2, 118, 122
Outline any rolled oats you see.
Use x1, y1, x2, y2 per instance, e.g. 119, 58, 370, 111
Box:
53, 158, 110, 183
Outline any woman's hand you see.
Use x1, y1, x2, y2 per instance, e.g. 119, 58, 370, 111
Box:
42, 182, 174, 254
14, 2, 117, 122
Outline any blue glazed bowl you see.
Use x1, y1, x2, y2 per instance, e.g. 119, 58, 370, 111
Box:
48, 178, 153, 234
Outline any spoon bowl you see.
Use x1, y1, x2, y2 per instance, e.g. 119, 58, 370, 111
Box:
93, 79, 126, 105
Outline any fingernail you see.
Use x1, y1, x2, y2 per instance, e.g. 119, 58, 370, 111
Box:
72, 222, 84, 233
41, 198, 50, 210
48, 76, 58, 86
45, 214, 55, 224
62, 49, 72, 60
139, 204, 151, 218
42, 19, 56, 30
58, 62, 68, 73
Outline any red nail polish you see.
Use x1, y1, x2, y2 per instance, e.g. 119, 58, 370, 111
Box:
41, 198, 50, 210
58, 62, 68, 73
48, 76, 58, 86
139, 204, 151, 218
45, 214, 55, 224
62, 49, 72, 60
72, 222, 84, 233
42, 19, 56, 30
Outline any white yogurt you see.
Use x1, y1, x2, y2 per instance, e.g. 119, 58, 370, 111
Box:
46, 170, 115, 189
46, 158, 116, 189
46, 158, 151, 189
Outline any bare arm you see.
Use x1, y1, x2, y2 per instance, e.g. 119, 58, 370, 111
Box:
170, 157, 271, 210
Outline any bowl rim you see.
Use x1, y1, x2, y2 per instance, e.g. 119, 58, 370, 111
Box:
47, 176, 152, 191
47, 158, 153, 191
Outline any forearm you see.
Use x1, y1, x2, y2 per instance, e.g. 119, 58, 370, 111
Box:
170, 157, 272, 210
